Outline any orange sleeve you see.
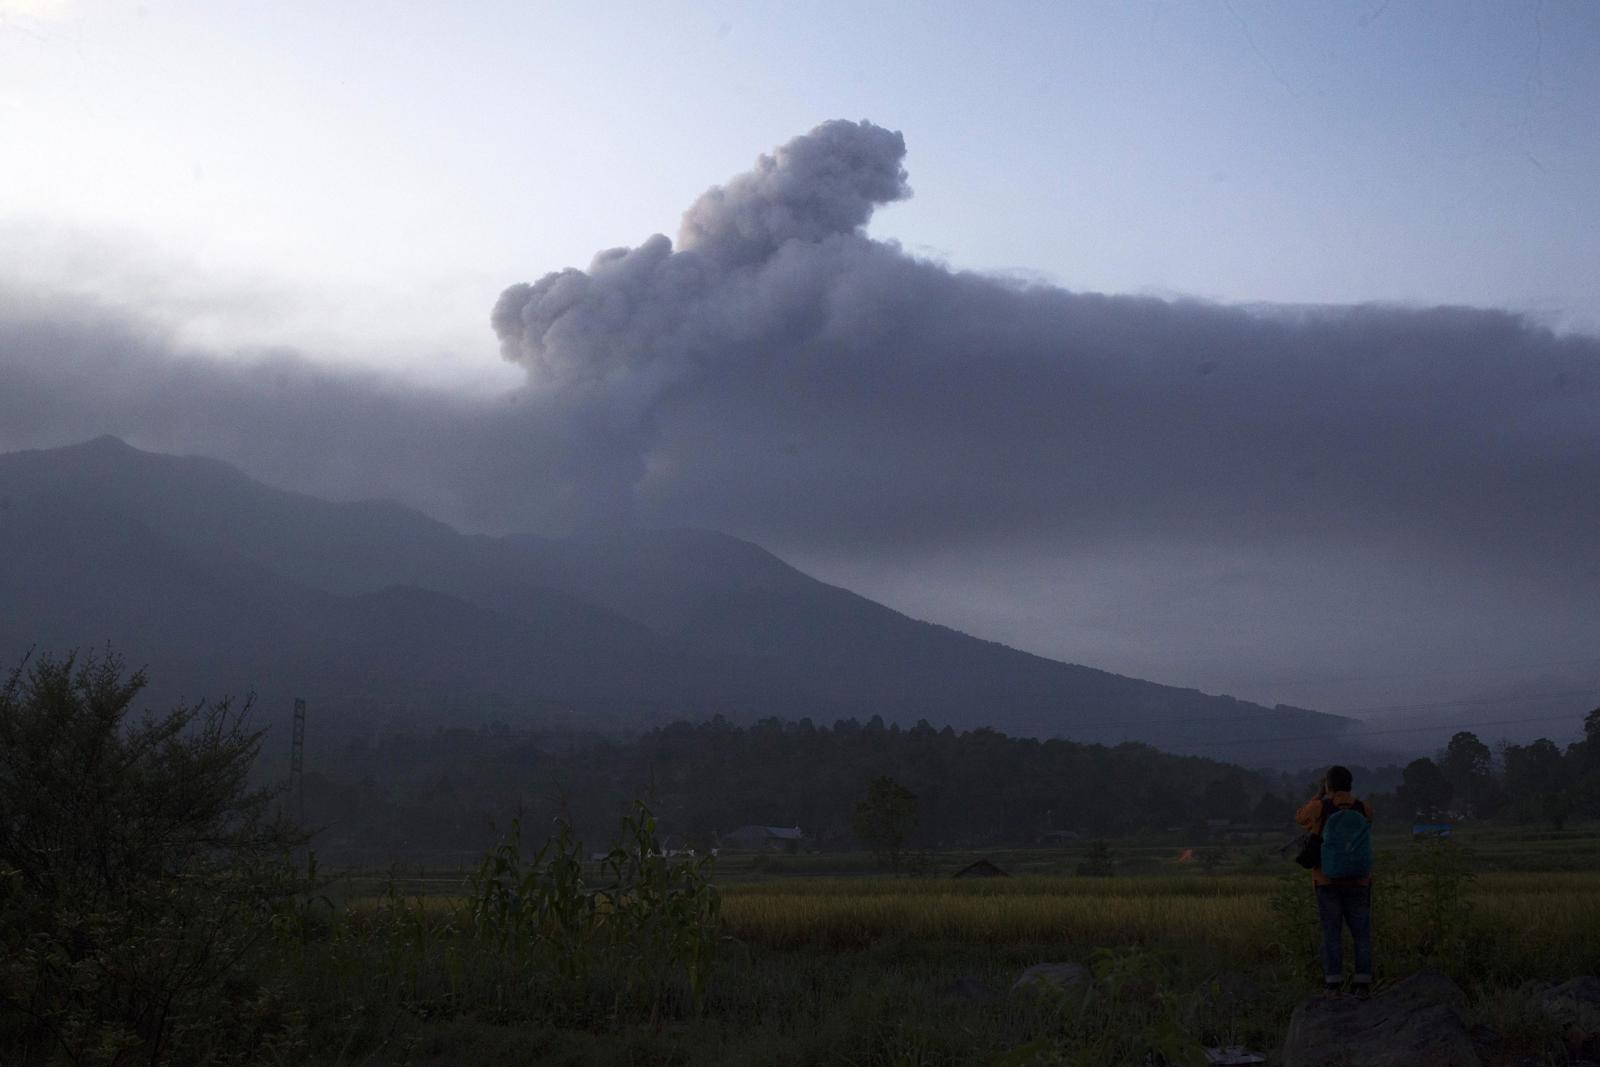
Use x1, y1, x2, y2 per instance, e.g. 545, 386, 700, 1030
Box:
1295, 796, 1324, 833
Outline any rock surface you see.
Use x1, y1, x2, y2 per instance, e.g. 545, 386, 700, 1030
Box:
1012, 962, 1090, 996
940, 975, 994, 1003
1281, 972, 1479, 1067
1543, 976, 1600, 1013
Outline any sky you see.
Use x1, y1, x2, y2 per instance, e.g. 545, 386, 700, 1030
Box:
3, 1, 1599, 737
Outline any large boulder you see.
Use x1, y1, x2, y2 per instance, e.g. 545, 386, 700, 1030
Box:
1537, 975, 1600, 1060
1542, 976, 1600, 1014
1012, 962, 1090, 997
1282, 972, 1479, 1067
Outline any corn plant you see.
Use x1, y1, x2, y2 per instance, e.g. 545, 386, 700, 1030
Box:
465, 816, 598, 982
464, 802, 724, 1026
598, 803, 723, 1023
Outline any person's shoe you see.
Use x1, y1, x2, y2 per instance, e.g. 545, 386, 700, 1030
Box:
1352, 981, 1372, 1001
1323, 982, 1343, 998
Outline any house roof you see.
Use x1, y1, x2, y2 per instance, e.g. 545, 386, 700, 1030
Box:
726, 824, 803, 840
953, 859, 1009, 878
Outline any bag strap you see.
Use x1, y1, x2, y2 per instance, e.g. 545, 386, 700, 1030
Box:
1322, 796, 1368, 829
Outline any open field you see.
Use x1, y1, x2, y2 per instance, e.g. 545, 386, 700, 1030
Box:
338, 818, 1600, 895
275, 826, 1600, 1065
727, 871, 1599, 951
338, 869, 1600, 969
337, 868, 1600, 981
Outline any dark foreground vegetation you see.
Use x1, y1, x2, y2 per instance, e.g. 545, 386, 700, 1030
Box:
5, 652, 1600, 1065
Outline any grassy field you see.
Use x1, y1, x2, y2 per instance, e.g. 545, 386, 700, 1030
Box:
279, 825, 1600, 1065
716, 870, 1600, 978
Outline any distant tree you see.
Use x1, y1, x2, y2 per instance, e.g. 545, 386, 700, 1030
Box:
1251, 791, 1289, 826
1139, 780, 1188, 830
1576, 708, 1600, 819
1440, 730, 1490, 785
1440, 731, 1498, 817
1503, 738, 1569, 827
851, 775, 919, 872
0, 651, 305, 1063
1541, 791, 1573, 831
1396, 757, 1453, 821
1201, 775, 1251, 815
1579, 707, 1600, 775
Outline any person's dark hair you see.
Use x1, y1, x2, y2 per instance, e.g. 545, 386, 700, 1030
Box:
1327, 765, 1353, 792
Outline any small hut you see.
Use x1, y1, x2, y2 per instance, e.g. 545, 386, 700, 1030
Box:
952, 858, 1009, 879
722, 825, 804, 852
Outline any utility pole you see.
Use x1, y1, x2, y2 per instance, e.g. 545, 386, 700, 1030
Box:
289, 697, 307, 826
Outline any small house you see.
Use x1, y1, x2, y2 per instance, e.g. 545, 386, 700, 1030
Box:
953, 859, 1008, 878
722, 825, 804, 852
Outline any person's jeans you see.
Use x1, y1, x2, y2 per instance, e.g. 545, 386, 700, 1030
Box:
1315, 883, 1372, 985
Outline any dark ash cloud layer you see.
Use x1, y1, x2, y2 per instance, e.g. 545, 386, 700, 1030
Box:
0, 289, 576, 533
4, 118, 1599, 720
491, 119, 1600, 569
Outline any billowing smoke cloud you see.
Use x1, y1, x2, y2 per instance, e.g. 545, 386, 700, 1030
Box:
3, 118, 1598, 722
490, 120, 1600, 569
676, 119, 909, 266
491, 120, 913, 519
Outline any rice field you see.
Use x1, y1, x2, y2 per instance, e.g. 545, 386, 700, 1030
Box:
713, 868, 1600, 979
344, 868, 1600, 976
722, 876, 1268, 951
303, 832, 1600, 1065
334, 828, 1600, 983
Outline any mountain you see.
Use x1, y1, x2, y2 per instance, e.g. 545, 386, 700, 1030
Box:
0, 437, 1360, 764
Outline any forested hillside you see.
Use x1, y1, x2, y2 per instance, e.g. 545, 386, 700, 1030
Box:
302, 708, 1600, 865
304, 714, 1286, 864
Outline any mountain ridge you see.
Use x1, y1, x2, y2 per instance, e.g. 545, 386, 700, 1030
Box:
0, 436, 1360, 764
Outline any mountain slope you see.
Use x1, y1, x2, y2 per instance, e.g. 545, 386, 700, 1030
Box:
504, 528, 1355, 757
0, 438, 1359, 763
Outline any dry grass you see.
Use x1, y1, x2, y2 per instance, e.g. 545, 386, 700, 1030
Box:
723, 888, 1268, 950
338, 864, 1600, 978
718, 871, 1600, 969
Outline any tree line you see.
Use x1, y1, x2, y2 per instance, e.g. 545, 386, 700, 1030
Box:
1392, 712, 1600, 828
307, 711, 1600, 863
306, 713, 1286, 863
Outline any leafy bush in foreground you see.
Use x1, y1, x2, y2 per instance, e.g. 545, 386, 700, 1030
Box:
0, 652, 305, 1065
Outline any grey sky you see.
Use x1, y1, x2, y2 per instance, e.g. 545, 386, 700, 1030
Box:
4, 2, 1598, 365
3, 3, 1599, 736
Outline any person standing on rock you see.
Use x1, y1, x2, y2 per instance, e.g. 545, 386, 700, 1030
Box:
1295, 765, 1374, 998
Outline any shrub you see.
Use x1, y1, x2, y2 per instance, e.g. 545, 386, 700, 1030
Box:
0, 651, 304, 1064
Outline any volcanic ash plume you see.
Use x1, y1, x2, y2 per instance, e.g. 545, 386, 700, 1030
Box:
489, 120, 912, 487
